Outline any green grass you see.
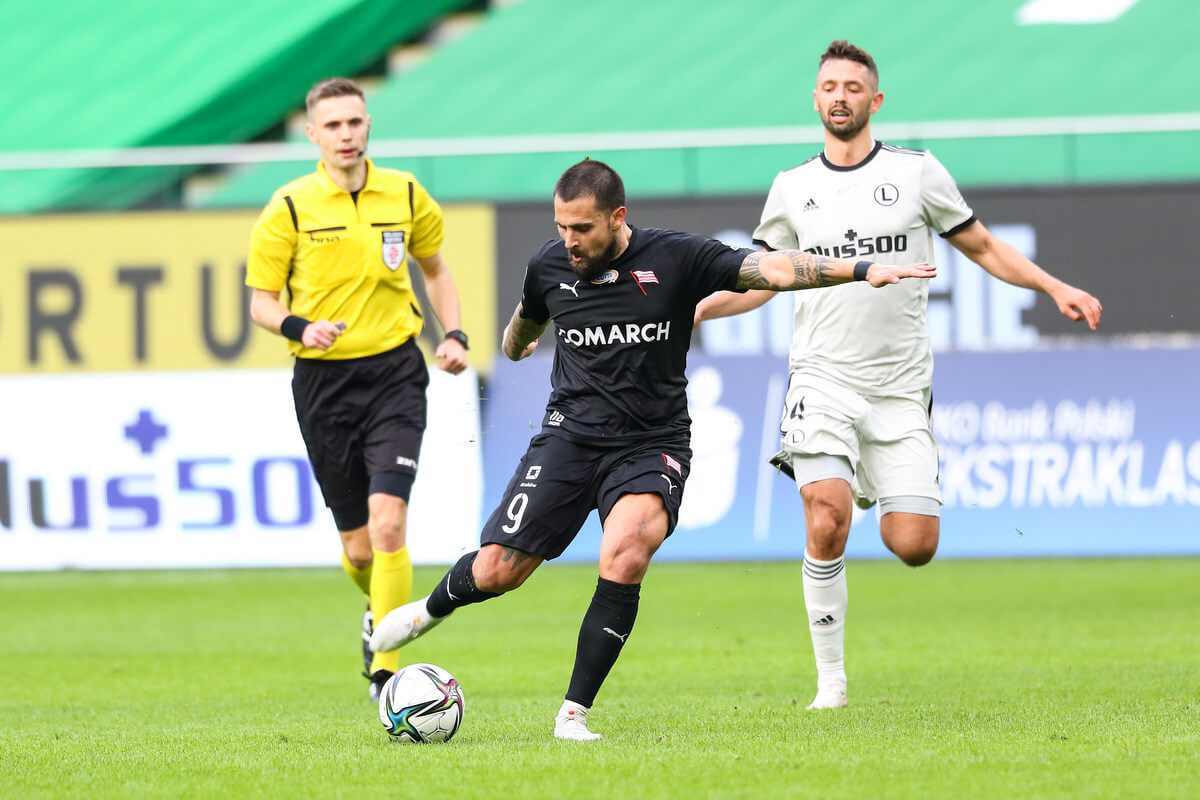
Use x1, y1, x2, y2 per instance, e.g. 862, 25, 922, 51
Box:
3, 558, 1197, 799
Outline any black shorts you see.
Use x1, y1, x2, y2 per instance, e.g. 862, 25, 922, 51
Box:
480, 431, 691, 560
291, 338, 429, 513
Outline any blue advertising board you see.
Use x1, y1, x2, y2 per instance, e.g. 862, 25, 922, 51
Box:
481, 345, 1200, 561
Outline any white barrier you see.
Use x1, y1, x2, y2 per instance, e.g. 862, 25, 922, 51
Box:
0, 368, 482, 570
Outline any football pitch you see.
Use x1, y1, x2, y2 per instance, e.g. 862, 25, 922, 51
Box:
4, 557, 1196, 799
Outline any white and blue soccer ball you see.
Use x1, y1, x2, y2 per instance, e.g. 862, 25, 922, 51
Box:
378, 663, 465, 743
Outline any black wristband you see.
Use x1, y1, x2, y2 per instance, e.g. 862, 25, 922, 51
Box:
853, 261, 873, 281
444, 329, 469, 350
280, 315, 311, 342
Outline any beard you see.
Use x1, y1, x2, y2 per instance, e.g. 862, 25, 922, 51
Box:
569, 234, 620, 281
821, 105, 869, 141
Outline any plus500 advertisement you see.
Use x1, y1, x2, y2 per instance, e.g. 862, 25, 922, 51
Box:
481, 346, 1200, 561
0, 369, 482, 570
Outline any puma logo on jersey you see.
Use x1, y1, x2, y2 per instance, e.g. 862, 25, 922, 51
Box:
559, 281, 581, 297
660, 474, 676, 494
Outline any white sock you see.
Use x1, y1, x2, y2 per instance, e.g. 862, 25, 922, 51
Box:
802, 550, 847, 684
558, 699, 590, 719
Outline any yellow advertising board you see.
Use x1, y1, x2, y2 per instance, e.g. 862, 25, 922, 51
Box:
0, 206, 496, 374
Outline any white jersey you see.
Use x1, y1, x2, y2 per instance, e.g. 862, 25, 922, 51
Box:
753, 141, 974, 394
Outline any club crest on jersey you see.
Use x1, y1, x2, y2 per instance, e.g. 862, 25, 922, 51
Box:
874, 183, 899, 206
591, 269, 619, 285
381, 231, 406, 270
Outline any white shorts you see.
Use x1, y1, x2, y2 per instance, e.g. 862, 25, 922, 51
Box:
772, 373, 941, 505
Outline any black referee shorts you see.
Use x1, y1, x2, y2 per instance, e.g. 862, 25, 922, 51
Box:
291, 338, 429, 528
480, 431, 692, 560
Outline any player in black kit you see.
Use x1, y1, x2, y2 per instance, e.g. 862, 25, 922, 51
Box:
370, 159, 935, 740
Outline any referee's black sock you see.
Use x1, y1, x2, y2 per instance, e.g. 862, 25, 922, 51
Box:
426, 551, 500, 618
565, 577, 641, 708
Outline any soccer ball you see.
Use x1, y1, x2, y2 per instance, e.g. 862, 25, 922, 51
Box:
378, 663, 465, 743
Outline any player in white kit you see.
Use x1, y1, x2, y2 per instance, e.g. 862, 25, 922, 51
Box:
695, 40, 1103, 710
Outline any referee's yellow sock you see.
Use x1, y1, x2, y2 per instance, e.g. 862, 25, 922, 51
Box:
369, 546, 413, 675
341, 551, 372, 597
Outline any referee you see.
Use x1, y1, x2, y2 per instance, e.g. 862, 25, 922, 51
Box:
246, 77, 469, 701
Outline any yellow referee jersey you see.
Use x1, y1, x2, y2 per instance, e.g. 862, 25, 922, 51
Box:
246, 159, 444, 359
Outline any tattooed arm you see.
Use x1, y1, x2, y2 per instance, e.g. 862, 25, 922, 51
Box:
734, 250, 936, 292
501, 303, 549, 361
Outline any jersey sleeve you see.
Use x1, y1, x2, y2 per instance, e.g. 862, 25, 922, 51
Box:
518, 246, 551, 324
752, 174, 799, 251
408, 178, 445, 258
246, 192, 297, 291
920, 152, 975, 237
680, 232, 754, 301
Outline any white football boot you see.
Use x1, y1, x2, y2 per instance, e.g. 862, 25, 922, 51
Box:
369, 596, 445, 652
554, 701, 602, 741
807, 676, 849, 710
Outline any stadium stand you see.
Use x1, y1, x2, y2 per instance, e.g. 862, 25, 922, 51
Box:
204, 0, 1200, 206
0, 0, 475, 214
4, 0, 1197, 213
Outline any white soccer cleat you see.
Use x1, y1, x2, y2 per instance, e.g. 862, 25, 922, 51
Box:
368, 597, 445, 652
554, 702, 602, 741
806, 678, 849, 710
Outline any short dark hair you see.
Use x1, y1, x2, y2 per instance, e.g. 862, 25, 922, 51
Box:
818, 40, 878, 84
306, 77, 365, 116
554, 159, 626, 213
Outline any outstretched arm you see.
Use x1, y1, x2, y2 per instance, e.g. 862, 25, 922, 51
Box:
734, 250, 936, 292
945, 220, 1104, 331
501, 304, 549, 361
948, 220, 1102, 330
694, 289, 774, 326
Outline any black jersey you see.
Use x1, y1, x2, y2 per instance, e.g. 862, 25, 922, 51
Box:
519, 226, 752, 443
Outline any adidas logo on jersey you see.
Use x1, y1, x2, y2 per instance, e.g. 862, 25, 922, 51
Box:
803, 198, 819, 212
813, 614, 836, 626
547, 410, 565, 426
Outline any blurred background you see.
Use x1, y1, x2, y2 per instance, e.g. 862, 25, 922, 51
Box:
2, 0, 1197, 571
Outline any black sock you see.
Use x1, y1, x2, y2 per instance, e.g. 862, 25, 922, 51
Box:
426, 551, 500, 618
565, 577, 641, 708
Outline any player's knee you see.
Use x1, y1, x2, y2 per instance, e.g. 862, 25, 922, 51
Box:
805, 497, 851, 548
601, 527, 663, 583
368, 509, 406, 550
601, 548, 654, 584
880, 508, 939, 567
890, 531, 938, 566
897, 545, 936, 567
343, 547, 372, 571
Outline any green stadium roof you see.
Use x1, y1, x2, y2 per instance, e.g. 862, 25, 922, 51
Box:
0, 0, 470, 214
207, 0, 1200, 207
4, 0, 1196, 213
